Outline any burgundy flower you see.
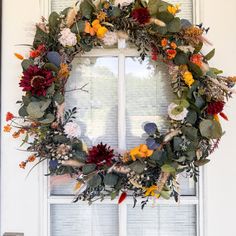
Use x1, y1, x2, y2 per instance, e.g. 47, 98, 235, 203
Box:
19, 65, 54, 96
207, 101, 225, 115
87, 143, 114, 168
131, 8, 151, 25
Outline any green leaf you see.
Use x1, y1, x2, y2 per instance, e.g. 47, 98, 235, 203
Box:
82, 164, 96, 175
26, 102, 45, 119
194, 42, 203, 53
53, 92, 64, 104
44, 63, 59, 72
39, 113, 55, 124
40, 99, 51, 111
148, 0, 161, 16
129, 160, 146, 174
188, 62, 203, 77
104, 174, 119, 186
88, 175, 102, 188
71, 20, 85, 34
161, 164, 176, 174
173, 137, 183, 151
167, 17, 181, 32
18, 106, 28, 117
174, 99, 190, 108
171, 106, 183, 115
186, 110, 198, 125
199, 119, 223, 139
46, 83, 55, 96
49, 12, 60, 29
160, 190, 171, 199
174, 52, 188, 65
21, 59, 33, 71
209, 67, 223, 75
80, 0, 95, 19
194, 159, 210, 167
204, 49, 215, 61
111, 7, 121, 17
33, 26, 49, 47
181, 126, 198, 141
158, 11, 174, 23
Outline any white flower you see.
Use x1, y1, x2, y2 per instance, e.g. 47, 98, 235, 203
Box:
114, 0, 134, 7
102, 31, 118, 46
58, 28, 77, 47
178, 45, 195, 54
64, 122, 81, 138
168, 103, 188, 121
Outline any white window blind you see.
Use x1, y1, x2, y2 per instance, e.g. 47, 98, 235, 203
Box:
45, 1, 200, 236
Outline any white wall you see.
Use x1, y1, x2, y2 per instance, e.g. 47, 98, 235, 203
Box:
1, 0, 41, 235
201, 1, 236, 236
1, 0, 236, 236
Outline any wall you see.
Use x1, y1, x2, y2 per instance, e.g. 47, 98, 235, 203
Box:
1, 0, 41, 235
1, 0, 236, 236
202, 0, 236, 236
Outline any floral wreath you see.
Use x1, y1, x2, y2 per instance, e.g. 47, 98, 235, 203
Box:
4, 0, 236, 207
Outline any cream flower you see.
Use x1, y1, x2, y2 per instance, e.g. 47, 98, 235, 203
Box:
168, 103, 188, 121
64, 122, 81, 138
114, 0, 134, 7
58, 28, 77, 47
102, 31, 118, 46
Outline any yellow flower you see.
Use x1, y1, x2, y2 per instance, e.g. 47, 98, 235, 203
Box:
97, 26, 108, 38
145, 185, 160, 198
129, 144, 153, 161
97, 11, 107, 22
58, 63, 70, 79
167, 4, 180, 15
183, 71, 194, 87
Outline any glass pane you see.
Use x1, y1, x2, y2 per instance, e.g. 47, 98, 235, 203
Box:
51, 204, 119, 236
65, 57, 118, 148
178, 174, 196, 196
51, 0, 75, 12
127, 204, 197, 236
125, 58, 175, 149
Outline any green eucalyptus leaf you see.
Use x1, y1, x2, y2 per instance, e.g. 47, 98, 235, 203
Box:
161, 164, 176, 174
160, 190, 171, 199
21, 59, 34, 71
26, 102, 45, 119
18, 106, 28, 117
46, 83, 55, 96
104, 174, 119, 186
148, 0, 161, 16
210, 67, 223, 75
53, 135, 68, 143
173, 137, 183, 151
168, 17, 181, 32
88, 174, 102, 188
111, 7, 121, 17
194, 42, 203, 53
129, 160, 146, 174
80, 0, 95, 19
186, 110, 198, 124
39, 113, 55, 124
181, 126, 198, 141
204, 49, 215, 61
173, 52, 188, 65
188, 62, 203, 77
49, 12, 60, 29
71, 20, 85, 34
53, 92, 64, 105
199, 119, 223, 139
82, 164, 96, 175
44, 63, 59, 72
40, 99, 51, 111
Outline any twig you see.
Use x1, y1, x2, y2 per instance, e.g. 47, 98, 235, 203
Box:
65, 83, 89, 93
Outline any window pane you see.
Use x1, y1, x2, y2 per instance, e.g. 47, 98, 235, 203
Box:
51, 0, 75, 12
125, 57, 175, 149
51, 204, 119, 236
127, 204, 197, 236
65, 57, 118, 148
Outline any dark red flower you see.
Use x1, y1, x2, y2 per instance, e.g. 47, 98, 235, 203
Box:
87, 143, 114, 168
19, 65, 54, 96
131, 8, 151, 25
118, 192, 127, 204
6, 112, 14, 121
207, 101, 225, 115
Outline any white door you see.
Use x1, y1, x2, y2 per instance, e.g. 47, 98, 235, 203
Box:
1, 1, 205, 236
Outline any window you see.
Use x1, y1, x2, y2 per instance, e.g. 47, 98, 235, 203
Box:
39, 1, 204, 236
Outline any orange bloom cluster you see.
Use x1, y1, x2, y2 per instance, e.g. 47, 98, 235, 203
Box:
30, 44, 46, 58
19, 154, 36, 169
166, 49, 177, 60
12, 129, 25, 139
129, 144, 153, 161
84, 19, 108, 38
4, 124, 12, 132
190, 54, 203, 67
161, 38, 177, 60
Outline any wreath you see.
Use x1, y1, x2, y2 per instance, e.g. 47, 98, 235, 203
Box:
4, 0, 236, 207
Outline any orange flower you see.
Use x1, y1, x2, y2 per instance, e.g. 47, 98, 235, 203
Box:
58, 63, 70, 79
84, 21, 95, 36
28, 155, 36, 162
190, 54, 203, 67
12, 131, 20, 138
14, 53, 24, 60
6, 112, 14, 121
129, 144, 153, 161
4, 124, 12, 132
161, 38, 168, 47
170, 42, 177, 49
19, 161, 27, 169
166, 49, 177, 59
